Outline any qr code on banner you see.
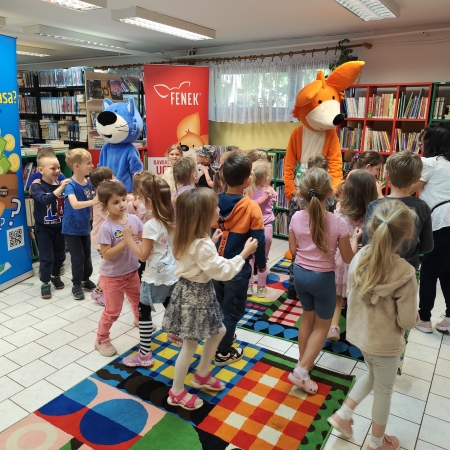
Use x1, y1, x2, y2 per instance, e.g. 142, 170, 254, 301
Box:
7, 226, 25, 251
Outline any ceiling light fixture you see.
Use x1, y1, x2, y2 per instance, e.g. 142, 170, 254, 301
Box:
37, 0, 106, 12
17, 45, 53, 57
334, 0, 400, 21
111, 6, 215, 41
23, 25, 126, 50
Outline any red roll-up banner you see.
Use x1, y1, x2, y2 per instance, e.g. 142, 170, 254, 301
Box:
143, 64, 209, 176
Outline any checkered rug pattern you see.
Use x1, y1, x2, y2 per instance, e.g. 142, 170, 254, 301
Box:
241, 258, 365, 361
0, 331, 354, 450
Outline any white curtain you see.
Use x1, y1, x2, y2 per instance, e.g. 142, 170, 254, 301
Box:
208, 56, 337, 124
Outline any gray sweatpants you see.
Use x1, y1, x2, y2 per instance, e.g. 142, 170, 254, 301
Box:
348, 352, 400, 426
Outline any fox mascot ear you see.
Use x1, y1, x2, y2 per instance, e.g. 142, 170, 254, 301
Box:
292, 71, 327, 118
326, 61, 365, 92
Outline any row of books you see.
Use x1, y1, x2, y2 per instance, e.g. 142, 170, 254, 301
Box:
275, 156, 285, 179
87, 77, 138, 101
275, 185, 289, 209
40, 94, 84, 115
397, 90, 428, 119
432, 97, 449, 119
19, 95, 37, 114
364, 127, 391, 152
58, 121, 87, 142
18, 71, 35, 88
343, 97, 366, 118
40, 120, 60, 140
338, 125, 363, 150
37, 67, 84, 87
273, 211, 288, 236
367, 94, 396, 118
377, 164, 387, 182
20, 120, 40, 139
393, 129, 422, 153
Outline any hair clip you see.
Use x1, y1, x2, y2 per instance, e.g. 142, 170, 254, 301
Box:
308, 189, 317, 198
133, 170, 143, 178
354, 153, 360, 159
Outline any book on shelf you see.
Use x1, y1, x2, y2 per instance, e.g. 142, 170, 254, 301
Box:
20, 120, 40, 139
18, 71, 35, 88
21, 148, 39, 156
19, 95, 37, 114
109, 80, 123, 100
273, 211, 289, 236
40, 120, 59, 140
87, 80, 102, 100
339, 124, 363, 150
40, 92, 84, 115
276, 156, 285, 179
37, 67, 84, 87
93, 136, 106, 149
121, 77, 138, 93
28, 226, 39, 260
25, 199, 35, 227
343, 90, 366, 118
47, 140, 69, 151
393, 129, 422, 153
275, 185, 289, 209
367, 93, 396, 118
101, 81, 112, 100
364, 127, 391, 152
22, 161, 36, 187
397, 89, 428, 119
432, 97, 448, 119
377, 164, 387, 183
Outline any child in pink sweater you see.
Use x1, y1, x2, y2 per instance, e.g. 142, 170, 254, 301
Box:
246, 160, 278, 298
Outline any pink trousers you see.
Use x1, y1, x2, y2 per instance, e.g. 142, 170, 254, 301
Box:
97, 270, 140, 341
249, 224, 273, 287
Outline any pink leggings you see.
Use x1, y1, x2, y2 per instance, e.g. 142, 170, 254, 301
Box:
97, 270, 140, 340
249, 224, 272, 287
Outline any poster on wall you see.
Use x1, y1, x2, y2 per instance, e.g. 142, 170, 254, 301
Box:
0, 34, 33, 288
143, 64, 209, 176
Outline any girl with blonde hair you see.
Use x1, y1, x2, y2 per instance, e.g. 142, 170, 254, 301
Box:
162, 144, 183, 192
328, 200, 419, 450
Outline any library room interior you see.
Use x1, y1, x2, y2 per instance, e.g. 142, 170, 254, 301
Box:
1, 0, 450, 449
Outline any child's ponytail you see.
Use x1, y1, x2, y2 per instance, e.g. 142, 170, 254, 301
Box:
298, 168, 332, 253
353, 200, 416, 295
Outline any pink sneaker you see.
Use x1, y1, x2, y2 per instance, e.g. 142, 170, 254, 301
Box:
327, 412, 353, 439
367, 434, 400, 450
91, 291, 105, 306
327, 326, 340, 341
436, 315, 450, 332
168, 333, 183, 347
95, 339, 117, 357
122, 350, 154, 367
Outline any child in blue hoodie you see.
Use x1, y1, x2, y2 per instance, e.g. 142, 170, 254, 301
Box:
212, 151, 266, 366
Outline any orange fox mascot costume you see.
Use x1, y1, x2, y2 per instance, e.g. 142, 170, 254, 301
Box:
283, 61, 365, 199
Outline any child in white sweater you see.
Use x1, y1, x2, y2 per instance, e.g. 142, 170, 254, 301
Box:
328, 200, 419, 450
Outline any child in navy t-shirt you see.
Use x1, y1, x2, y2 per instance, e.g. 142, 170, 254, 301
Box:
63, 149, 99, 300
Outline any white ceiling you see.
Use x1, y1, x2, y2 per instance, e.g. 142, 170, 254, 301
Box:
1, 0, 450, 65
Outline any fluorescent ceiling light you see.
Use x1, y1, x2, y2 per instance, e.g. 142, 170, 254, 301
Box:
111, 6, 215, 41
17, 45, 54, 57
334, 0, 400, 21
37, 0, 106, 11
0, 17, 5, 28
23, 25, 126, 51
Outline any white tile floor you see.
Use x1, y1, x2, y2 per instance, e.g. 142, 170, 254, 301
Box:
0, 238, 448, 449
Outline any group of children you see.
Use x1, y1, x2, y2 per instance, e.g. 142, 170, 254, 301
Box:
30, 139, 438, 449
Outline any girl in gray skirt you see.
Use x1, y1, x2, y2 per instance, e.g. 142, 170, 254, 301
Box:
162, 188, 258, 410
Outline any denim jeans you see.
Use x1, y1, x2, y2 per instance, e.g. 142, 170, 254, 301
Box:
213, 262, 252, 353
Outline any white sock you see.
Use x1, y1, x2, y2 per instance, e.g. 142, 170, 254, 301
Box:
295, 365, 309, 379
336, 403, 354, 421
370, 435, 384, 449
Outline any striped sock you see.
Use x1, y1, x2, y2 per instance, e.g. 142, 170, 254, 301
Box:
138, 302, 152, 355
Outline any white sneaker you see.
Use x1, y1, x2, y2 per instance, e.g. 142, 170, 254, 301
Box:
416, 320, 433, 333
247, 285, 254, 296
436, 315, 450, 332
256, 286, 267, 298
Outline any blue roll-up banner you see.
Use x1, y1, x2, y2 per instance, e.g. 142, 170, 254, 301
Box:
0, 35, 33, 290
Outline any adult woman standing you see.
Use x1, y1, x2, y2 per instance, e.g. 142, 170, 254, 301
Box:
412, 123, 450, 333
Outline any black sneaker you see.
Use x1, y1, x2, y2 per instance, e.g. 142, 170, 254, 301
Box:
287, 285, 298, 300
215, 347, 244, 367
41, 283, 52, 299
51, 276, 65, 290
72, 285, 85, 300
81, 280, 96, 291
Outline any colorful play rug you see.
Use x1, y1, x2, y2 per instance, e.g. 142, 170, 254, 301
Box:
241, 258, 365, 362
0, 332, 354, 450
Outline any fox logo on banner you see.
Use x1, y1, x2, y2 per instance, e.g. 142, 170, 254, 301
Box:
144, 65, 209, 176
